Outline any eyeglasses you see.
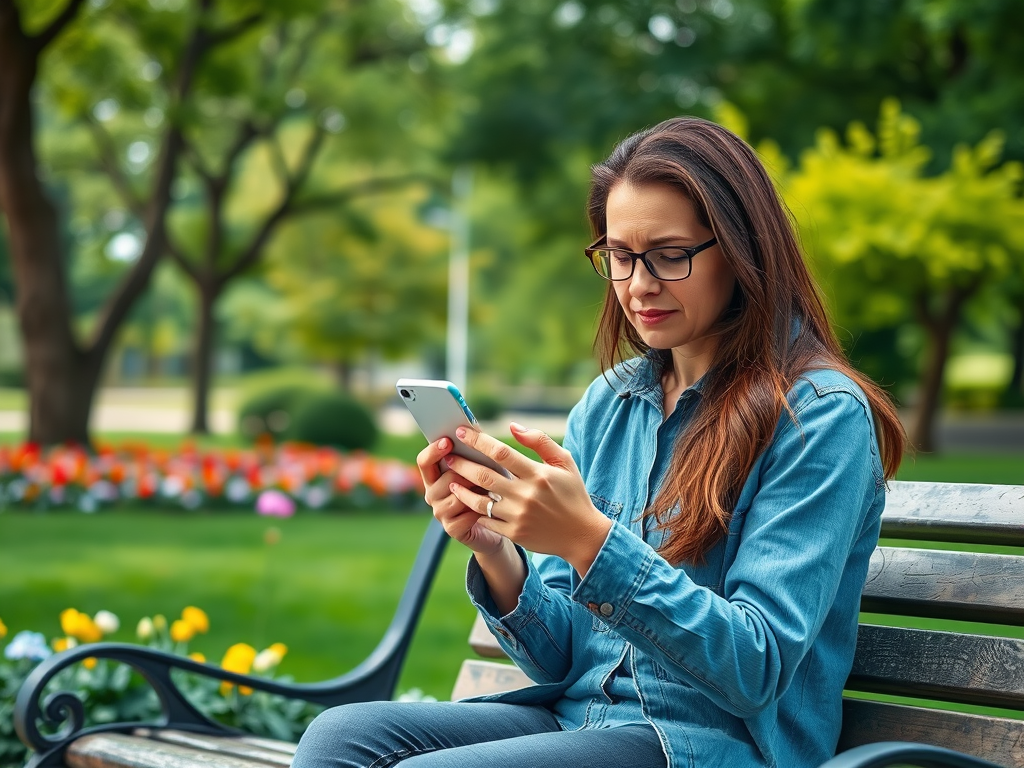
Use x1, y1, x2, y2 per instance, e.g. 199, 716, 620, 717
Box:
584, 235, 718, 281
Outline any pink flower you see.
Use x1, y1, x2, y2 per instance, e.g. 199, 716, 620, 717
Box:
255, 489, 295, 518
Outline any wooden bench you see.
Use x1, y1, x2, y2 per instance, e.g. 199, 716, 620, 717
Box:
13, 481, 1024, 768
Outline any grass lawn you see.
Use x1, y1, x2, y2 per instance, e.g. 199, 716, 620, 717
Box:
0, 510, 475, 701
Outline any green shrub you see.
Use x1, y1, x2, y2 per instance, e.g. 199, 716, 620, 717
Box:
237, 385, 313, 440
469, 390, 503, 421
288, 392, 378, 450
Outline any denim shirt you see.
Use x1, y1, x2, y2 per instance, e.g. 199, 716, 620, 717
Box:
465, 354, 886, 768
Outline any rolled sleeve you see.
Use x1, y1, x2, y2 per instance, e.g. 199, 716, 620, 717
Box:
572, 521, 657, 628
466, 547, 574, 682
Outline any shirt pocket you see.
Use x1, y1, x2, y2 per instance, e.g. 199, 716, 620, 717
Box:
589, 494, 624, 632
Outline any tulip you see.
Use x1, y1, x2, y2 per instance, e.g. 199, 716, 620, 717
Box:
170, 619, 195, 643
136, 617, 155, 641
94, 610, 120, 635
181, 606, 209, 634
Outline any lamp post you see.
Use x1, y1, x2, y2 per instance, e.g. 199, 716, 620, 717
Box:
446, 165, 472, 393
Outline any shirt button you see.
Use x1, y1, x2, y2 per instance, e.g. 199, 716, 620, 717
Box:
599, 603, 614, 617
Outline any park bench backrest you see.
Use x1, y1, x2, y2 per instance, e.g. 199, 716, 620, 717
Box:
451, 481, 1024, 767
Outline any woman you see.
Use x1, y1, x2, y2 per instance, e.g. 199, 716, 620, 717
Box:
293, 117, 906, 768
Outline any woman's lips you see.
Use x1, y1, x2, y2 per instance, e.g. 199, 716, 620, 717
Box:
635, 309, 675, 326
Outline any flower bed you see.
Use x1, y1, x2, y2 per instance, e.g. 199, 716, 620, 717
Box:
0, 607, 312, 767
0, 441, 425, 513
0, 608, 436, 767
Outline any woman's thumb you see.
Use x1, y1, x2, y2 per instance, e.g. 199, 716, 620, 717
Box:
510, 422, 564, 464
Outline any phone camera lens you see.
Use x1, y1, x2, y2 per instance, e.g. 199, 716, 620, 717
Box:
399, 389, 413, 400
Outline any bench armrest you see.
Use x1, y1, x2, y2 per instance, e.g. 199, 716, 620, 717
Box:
14, 518, 450, 768
819, 743, 1007, 768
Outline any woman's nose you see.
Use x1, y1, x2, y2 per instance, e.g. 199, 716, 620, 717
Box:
628, 258, 660, 296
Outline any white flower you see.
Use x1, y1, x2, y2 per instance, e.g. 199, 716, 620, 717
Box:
94, 610, 120, 634
4, 631, 52, 661
252, 647, 283, 673
136, 617, 154, 640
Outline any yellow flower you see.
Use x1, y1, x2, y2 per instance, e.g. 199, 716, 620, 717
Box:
152, 614, 167, 632
189, 652, 206, 663
268, 642, 288, 658
60, 609, 102, 643
52, 636, 78, 652
83, 657, 97, 670
220, 642, 257, 696
0, 617, 7, 639
170, 619, 195, 643
181, 606, 209, 634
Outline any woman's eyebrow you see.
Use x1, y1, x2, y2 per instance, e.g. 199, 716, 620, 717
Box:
606, 233, 697, 248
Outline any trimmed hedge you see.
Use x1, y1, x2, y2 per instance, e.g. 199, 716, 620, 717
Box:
289, 392, 378, 451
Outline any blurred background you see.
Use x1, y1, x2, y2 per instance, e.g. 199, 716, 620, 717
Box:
1, 0, 1023, 744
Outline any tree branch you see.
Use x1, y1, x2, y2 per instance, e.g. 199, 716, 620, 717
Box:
164, 233, 201, 283
290, 173, 439, 214
207, 11, 262, 48
84, 115, 146, 218
31, 0, 87, 52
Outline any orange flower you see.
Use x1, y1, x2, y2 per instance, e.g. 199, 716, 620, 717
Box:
83, 657, 97, 670
189, 652, 206, 663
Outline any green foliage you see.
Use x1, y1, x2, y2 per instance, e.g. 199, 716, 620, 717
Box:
237, 385, 316, 441
775, 101, 1024, 400
289, 392, 379, 451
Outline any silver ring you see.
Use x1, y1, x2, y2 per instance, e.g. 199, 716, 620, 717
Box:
486, 499, 495, 518
487, 491, 502, 503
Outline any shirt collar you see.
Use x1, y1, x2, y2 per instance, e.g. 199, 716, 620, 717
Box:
617, 349, 708, 405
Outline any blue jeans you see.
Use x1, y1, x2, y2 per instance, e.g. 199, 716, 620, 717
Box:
291, 701, 667, 768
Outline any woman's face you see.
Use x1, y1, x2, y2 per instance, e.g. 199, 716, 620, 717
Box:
607, 180, 736, 360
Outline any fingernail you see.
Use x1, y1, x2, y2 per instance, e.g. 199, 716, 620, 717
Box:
510, 421, 527, 431
455, 426, 467, 439
449, 483, 458, 493
438, 438, 449, 450
444, 457, 453, 469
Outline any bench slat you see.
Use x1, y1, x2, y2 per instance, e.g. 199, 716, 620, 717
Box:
451, 659, 534, 701
66, 732, 287, 768
882, 482, 1024, 547
469, 614, 508, 658
862, 547, 1024, 624
137, 729, 294, 764
838, 698, 1024, 768
849, 624, 1024, 709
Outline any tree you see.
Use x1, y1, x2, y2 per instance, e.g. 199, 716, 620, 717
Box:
151, 4, 442, 431
776, 101, 1024, 451
221, 188, 449, 392
0, 0, 262, 445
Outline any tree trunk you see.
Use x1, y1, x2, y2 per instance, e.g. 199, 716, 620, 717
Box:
0, 7, 93, 445
189, 283, 218, 434
911, 284, 977, 452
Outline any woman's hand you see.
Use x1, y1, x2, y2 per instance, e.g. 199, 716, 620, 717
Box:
416, 436, 506, 557
445, 422, 612, 578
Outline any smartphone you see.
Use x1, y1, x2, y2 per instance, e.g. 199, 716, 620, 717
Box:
396, 378, 512, 478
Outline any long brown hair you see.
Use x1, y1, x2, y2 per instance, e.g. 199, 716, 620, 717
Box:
588, 117, 906, 565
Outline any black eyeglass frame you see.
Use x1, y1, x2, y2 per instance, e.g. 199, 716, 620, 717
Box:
584, 235, 719, 281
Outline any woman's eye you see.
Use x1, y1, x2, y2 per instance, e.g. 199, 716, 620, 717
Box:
655, 248, 688, 263
610, 251, 632, 265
